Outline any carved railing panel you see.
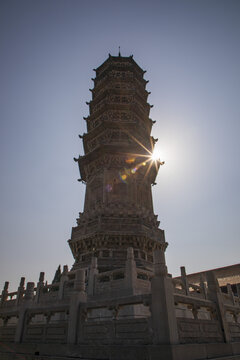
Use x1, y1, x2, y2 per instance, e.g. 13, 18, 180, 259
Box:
0, 315, 18, 342
177, 318, 224, 344
80, 318, 151, 345
23, 311, 68, 344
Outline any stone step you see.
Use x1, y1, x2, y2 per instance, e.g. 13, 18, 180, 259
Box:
1, 351, 240, 360
210, 356, 240, 360
0, 354, 93, 360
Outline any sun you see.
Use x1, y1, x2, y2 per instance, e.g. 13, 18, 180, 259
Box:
151, 149, 161, 161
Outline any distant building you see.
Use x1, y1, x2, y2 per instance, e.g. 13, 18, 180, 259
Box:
0, 54, 240, 360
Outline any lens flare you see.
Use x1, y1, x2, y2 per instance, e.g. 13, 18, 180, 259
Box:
106, 184, 112, 192
119, 171, 128, 183
125, 157, 135, 164
151, 149, 160, 161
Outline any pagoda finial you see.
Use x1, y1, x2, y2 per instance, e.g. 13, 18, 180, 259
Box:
118, 46, 121, 57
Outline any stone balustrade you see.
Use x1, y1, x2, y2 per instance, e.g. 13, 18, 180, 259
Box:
0, 249, 240, 358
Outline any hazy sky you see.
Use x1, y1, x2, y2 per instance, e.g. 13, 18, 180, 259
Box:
1, 0, 239, 291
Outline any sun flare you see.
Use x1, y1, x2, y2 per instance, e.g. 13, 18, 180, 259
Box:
151, 149, 161, 161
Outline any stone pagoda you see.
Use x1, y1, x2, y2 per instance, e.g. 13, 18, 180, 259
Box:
1, 54, 239, 360
69, 53, 166, 276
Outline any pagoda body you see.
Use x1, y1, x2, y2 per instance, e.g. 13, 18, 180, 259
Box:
69, 54, 166, 274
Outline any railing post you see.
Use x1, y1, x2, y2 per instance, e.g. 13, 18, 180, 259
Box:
206, 271, 231, 343
237, 283, 240, 298
88, 257, 98, 296
0, 282, 9, 307
35, 272, 44, 303
15, 282, 35, 343
74, 268, 86, 292
227, 283, 235, 305
200, 274, 207, 299
58, 265, 68, 300
16, 277, 25, 305
24, 282, 35, 301
151, 248, 179, 345
67, 269, 87, 344
181, 266, 189, 296
125, 247, 137, 295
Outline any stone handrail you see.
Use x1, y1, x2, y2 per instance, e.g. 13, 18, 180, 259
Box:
0, 253, 240, 348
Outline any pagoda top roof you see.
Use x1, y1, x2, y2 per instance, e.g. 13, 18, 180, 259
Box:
94, 54, 145, 76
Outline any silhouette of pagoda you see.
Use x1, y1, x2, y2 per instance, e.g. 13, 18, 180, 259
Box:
70, 53, 166, 274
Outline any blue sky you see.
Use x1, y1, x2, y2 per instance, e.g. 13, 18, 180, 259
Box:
1, 0, 240, 290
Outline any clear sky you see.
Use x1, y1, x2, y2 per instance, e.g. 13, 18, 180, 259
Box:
1, 0, 239, 291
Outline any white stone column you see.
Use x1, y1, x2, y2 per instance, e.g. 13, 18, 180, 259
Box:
206, 271, 231, 343
181, 266, 189, 296
35, 272, 44, 303
0, 281, 9, 306
200, 274, 207, 299
237, 283, 240, 298
58, 265, 69, 300
16, 277, 25, 305
88, 257, 98, 296
151, 249, 179, 345
67, 269, 87, 344
15, 282, 35, 342
125, 247, 137, 295
227, 283, 235, 305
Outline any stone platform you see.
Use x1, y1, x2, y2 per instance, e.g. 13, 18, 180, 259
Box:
1, 342, 240, 360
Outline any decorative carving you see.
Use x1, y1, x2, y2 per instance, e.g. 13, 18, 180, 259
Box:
87, 110, 149, 131
84, 155, 127, 178
109, 70, 134, 79
86, 129, 135, 152
90, 94, 148, 116
70, 233, 166, 264
110, 61, 132, 68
